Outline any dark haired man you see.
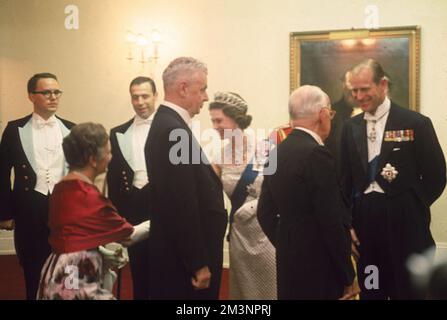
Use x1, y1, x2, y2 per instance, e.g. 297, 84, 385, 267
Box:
340, 59, 446, 299
0, 73, 75, 299
107, 76, 158, 299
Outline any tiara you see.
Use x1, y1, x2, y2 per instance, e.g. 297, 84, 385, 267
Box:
213, 92, 248, 112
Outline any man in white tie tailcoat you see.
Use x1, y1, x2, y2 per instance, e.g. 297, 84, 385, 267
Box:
0, 73, 75, 299
107, 76, 158, 299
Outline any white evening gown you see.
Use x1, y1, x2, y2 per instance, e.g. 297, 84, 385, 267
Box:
219, 156, 277, 300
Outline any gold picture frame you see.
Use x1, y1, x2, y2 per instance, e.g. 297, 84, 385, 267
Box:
290, 26, 420, 111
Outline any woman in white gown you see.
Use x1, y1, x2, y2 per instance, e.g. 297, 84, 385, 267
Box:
209, 92, 277, 300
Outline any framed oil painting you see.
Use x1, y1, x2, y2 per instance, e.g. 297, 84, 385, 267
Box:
290, 26, 420, 111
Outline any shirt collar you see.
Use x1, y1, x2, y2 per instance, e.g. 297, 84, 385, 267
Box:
294, 126, 324, 146
364, 97, 391, 122
32, 113, 58, 127
134, 112, 155, 126
162, 100, 192, 128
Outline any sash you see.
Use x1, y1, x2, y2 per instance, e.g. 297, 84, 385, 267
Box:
227, 161, 259, 241
367, 155, 379, 185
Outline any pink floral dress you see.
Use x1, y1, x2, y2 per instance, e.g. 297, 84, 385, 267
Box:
37, 249, 115, 300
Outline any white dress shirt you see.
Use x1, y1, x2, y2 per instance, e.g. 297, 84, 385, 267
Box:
363, 97, 391, 194
132, 114, 153, 189
162, 100, 192, 128
32, 113, 64, 195
294, 127, 324, 146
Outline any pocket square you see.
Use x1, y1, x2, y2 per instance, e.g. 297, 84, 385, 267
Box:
392, 147, 401, 151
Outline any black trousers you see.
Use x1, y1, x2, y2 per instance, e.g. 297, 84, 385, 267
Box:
353, 192, 418, 300
127, 238, 150, 299
118, 187, 151, 299
13, 191, 51, 300
147, 226, 223, 300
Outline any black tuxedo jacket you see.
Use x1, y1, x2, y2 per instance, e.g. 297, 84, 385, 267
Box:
258, 129, 354, 299
340, 103, 446, 208
0, 114, 75, 221
107, 119, 151, 224
0, 114, 74, 264
145, 105, 228, 299
340, 103, 446, 257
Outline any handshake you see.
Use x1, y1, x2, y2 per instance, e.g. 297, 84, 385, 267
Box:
98, 243, 129, 269
99, 220, 151, 269
98, 220, 151, 292
120, 220, 151, 247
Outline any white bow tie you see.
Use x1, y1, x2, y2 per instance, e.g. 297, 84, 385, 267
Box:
36, 118, 57, 129
134, 117, 151, 126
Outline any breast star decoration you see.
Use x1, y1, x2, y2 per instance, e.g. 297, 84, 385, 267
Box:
381, 163, 398, 183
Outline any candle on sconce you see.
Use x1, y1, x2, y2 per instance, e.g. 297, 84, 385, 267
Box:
136, 34, 148, 63
125, 30, 136, 60
125, 29, 162, 65
151, 29, 161, 61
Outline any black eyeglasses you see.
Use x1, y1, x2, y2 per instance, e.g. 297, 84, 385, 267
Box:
32, 90, 63, 98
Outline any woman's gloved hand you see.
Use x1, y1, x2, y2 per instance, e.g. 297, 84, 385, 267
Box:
120, 220, 150, 247
98, 243, 129, 269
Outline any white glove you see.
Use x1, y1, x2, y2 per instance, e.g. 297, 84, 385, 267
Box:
122, 220, 150, 247
102, 269, 117, 292
98, 243, 129, 269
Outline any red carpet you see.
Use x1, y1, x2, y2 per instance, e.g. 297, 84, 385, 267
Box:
0, 255, 229, 300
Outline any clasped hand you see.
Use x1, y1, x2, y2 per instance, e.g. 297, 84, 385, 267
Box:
191, 266, 211, 290
0, 219, 15, 231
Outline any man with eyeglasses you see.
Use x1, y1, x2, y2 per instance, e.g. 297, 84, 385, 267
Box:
340, 59, 446, 299
0, 73, 75, 299
258, 85, 359, 299
107, 76, 158, 299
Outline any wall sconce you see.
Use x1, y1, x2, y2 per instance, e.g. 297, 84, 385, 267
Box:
125, 30, 136, 61
340, 39, 357, 48
330, 30, 376, 49
125, 29, 162, 65
340, 38, 377, 48
360, 38, 376, 46
150, 29, 161, 62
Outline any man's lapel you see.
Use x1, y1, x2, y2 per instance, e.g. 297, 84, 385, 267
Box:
352, 118, 368, 174
116, 122, 135, 171
18, 117, 37, 173
160, 105, 222, 185
56, 117, 72, 175
56, 118, 71, 138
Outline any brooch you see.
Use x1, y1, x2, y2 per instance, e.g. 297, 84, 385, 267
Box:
246, 183, 258, 198
381, 163, 398, 183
